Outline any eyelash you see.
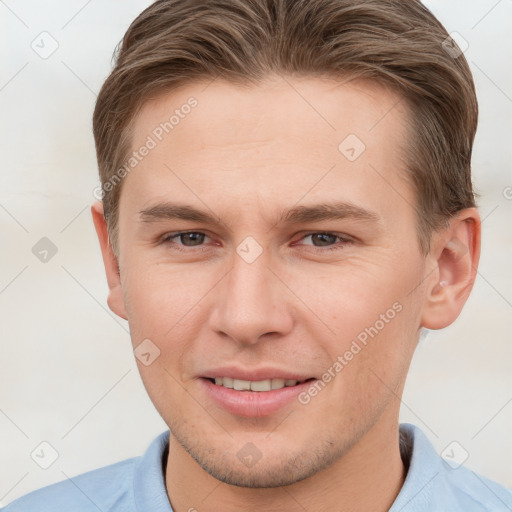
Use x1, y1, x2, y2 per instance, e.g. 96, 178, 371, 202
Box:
160, 231, 354, 253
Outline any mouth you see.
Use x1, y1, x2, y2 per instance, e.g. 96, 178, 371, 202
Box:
199, 375, 318, 417
204, 376, 315, 391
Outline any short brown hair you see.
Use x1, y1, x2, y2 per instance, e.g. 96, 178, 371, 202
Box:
93, 0, 478, 259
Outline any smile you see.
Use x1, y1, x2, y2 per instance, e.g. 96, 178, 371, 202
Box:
201, 376, 318, 417
209, 377, 311, 391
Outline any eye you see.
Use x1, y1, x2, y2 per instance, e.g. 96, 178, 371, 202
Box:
159, 230, 353, 254
296, 232, 354, 252
160, 231, 212, 252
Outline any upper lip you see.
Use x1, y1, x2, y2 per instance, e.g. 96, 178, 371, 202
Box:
201, 367, 315, 382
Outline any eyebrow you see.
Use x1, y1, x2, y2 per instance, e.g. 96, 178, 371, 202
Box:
137, 201, 381, 226
280, 202, 380, 224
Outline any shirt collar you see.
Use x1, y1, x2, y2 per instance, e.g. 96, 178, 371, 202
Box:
390, 423, 444, 511
132, 424, 511, 512
133, 430, 174, 511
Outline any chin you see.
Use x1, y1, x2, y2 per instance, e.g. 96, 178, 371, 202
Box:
176, 429, 345, 489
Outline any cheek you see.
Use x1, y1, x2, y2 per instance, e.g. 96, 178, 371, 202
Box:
122, 263, 217, 385
293, 257, 421, 397
339, 296, 419, 409
286, 256, 413, 334
309, 312, 414, 431
122, 261, 210, 335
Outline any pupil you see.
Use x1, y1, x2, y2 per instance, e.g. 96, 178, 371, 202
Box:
313, 233, 335, 246
182, 233, 204, 246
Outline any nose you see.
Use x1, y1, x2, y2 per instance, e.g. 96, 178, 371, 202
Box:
209, 246, 294, 346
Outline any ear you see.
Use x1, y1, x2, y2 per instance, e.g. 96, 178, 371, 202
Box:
91, 201, 128, 320
421, 208, 481, 330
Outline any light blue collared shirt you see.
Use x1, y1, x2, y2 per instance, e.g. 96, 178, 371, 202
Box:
3, 423, 511, 511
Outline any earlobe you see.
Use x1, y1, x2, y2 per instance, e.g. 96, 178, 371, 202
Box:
91, 201, 128, 321
421, 208, 481, 330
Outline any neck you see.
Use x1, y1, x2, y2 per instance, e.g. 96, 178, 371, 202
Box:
165, 418, 407, 512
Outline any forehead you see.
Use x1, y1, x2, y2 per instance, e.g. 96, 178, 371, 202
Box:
131, 75, 407, 151
122, 75, 412, 226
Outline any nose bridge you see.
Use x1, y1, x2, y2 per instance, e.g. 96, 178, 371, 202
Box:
210, 244, 292, 345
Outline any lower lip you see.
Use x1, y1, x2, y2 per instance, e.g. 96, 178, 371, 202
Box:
200, 378, 316, 417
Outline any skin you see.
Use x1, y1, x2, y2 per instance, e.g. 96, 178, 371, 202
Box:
92, 75, 480, 512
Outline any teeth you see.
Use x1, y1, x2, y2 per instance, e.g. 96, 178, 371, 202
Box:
212, 377, 301, 391
233, 379, 251, 391
251, 379, 272, 392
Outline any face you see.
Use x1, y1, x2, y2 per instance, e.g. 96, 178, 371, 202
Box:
111, 76, 429, 487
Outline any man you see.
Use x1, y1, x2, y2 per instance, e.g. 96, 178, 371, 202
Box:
4, 0, 511, 510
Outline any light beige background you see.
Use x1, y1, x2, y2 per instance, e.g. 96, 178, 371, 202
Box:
1, 0, 511, 506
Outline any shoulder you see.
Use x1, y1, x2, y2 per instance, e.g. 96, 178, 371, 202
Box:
393, 423, 512, 511
441, 459, 512, 511
1, 431, 170, 512
1, 457, 138, 512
